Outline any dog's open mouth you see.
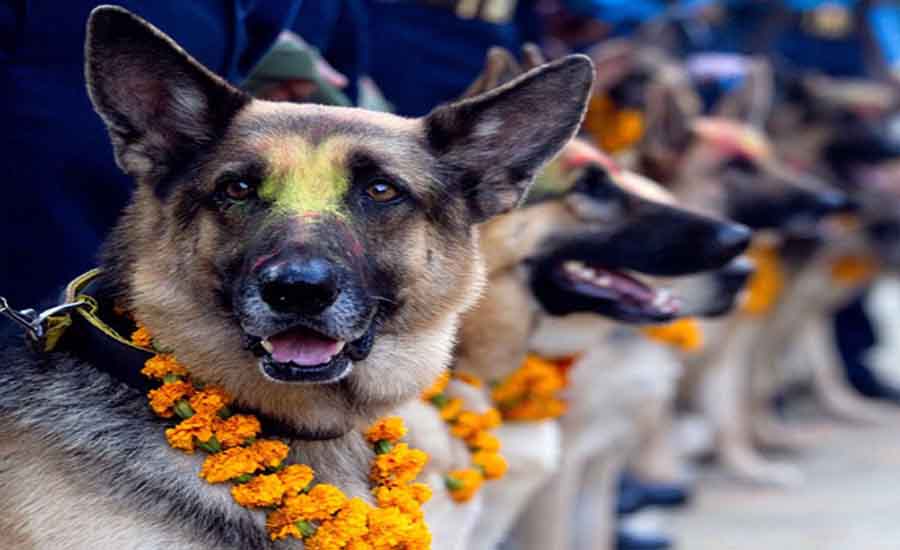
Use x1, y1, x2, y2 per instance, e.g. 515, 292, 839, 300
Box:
531, 255, 682, 323
246, 324, 375, 384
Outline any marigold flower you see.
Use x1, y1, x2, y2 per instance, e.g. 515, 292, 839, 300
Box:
188, 385, 232, 416
147, 380, 194, 418
449, 411, 483, 440
409, 482, 433, 505
641, 318, 704, 352
365, 416, 407, 444
131, 324, 153, 348
231, 473, 286, 508
742, 242, 783, 315
306, 497, 370, 550
346, 540, 375, 550
472, 450, 508, 480
266, 508, 301, 541
370, 443, 428, 487
141, 354, 187, 380
420, 370, 450, 401
480, 408, 502, 430
363, 506, 414, 549
165, 412, 217, 452
278, 464, 315, 496
445, 468, 484, 503
199, 446, 265, 483
438, 398, 463, 421
467, 430, 500, 453
280, 484, 348, 522
373, 485, 426, 517
250, 439, 290, 469
215, 414, 261, 448
831, 255, 877, 285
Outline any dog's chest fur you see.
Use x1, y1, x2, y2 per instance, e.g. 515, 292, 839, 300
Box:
0, 342, 371, 549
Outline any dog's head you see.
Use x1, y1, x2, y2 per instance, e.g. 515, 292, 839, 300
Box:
478, 141, 751, 325
656, 117, 854, 263
85, 7, 592, 433
777, 77, 900, 269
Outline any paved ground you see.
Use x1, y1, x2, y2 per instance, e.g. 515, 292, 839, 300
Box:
669, 418, 900, 550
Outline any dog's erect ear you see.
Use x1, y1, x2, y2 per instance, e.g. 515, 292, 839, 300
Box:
712, 57, 773, 129
425, 54, 594, 223
85, 6, 249, 180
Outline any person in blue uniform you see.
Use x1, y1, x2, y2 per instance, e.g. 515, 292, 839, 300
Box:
363, 0, 672, 117
0, 1, 311, 308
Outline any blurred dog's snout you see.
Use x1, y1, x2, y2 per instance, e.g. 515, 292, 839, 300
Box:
815, 190, 856, 216
258, 255, 340, 315
715, 223, 752, 258
718, 257, 754, 291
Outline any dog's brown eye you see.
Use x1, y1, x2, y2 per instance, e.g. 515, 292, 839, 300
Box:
365, 180, 401, 203
224, 180, 256, 201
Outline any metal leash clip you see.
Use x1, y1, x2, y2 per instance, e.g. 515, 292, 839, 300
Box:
0, 296, 87, 342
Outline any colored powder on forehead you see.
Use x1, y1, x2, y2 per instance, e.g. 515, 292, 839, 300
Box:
258, 138, 350, 218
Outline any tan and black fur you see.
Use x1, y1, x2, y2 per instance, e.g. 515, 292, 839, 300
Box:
0, 7, 595, 549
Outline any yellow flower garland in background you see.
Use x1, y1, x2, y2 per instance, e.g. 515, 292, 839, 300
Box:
582, 94, 646, 154
830, 255, 878, 286
641, 318, 704, 352
421, 371, 508, 503
491, 355, 575, 422
133, 324, 432, 549
742, 241, 784, 316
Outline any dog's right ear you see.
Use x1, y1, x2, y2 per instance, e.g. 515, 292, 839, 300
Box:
424, 54, 594, 224
85, 6, 249, 180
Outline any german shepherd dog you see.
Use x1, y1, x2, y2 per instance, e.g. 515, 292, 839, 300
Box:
637, 72, 858, 485
0, 7, 594, 549
742, 76, 900, 439
397, 48, 750, 550
402, 49, 750, 549
562, 42, 859, 487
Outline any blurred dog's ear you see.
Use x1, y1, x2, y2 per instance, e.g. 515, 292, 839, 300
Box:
462, 47, 522, 99
521, 43, 547, 72
462, 43, 549, 100
85, 6, 249, 180
586, 38, 637, 91
425, 55, 594, 223
712, 57, 773, 129
642, 81, 695, 162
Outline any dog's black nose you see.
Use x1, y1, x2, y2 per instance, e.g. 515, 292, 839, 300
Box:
259, 256, 339, 315
715, 223, 752, 258
717, 257, 755, 292
814, 190, 855, 215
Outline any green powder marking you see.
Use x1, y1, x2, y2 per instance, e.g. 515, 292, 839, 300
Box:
258, 137, 350, 219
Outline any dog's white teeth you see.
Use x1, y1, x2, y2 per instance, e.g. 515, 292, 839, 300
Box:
260, 339, 274, 353
595, 275, 612, 287
335, 341, 347, 353
564, 260, 584, 274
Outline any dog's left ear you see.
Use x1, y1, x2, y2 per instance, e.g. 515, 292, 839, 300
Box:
424, 55, 594, 223
84, 6, 249, 180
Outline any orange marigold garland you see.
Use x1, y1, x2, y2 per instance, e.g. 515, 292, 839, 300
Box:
741, 241, 784, 315
830, 254, 878, 286
421, 370, 508, 503
133, 326, 431, 548
641, 318, 704, 352
491, 355, 572, 421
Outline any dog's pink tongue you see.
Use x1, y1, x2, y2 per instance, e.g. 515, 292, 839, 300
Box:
267, 328, 342, 366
